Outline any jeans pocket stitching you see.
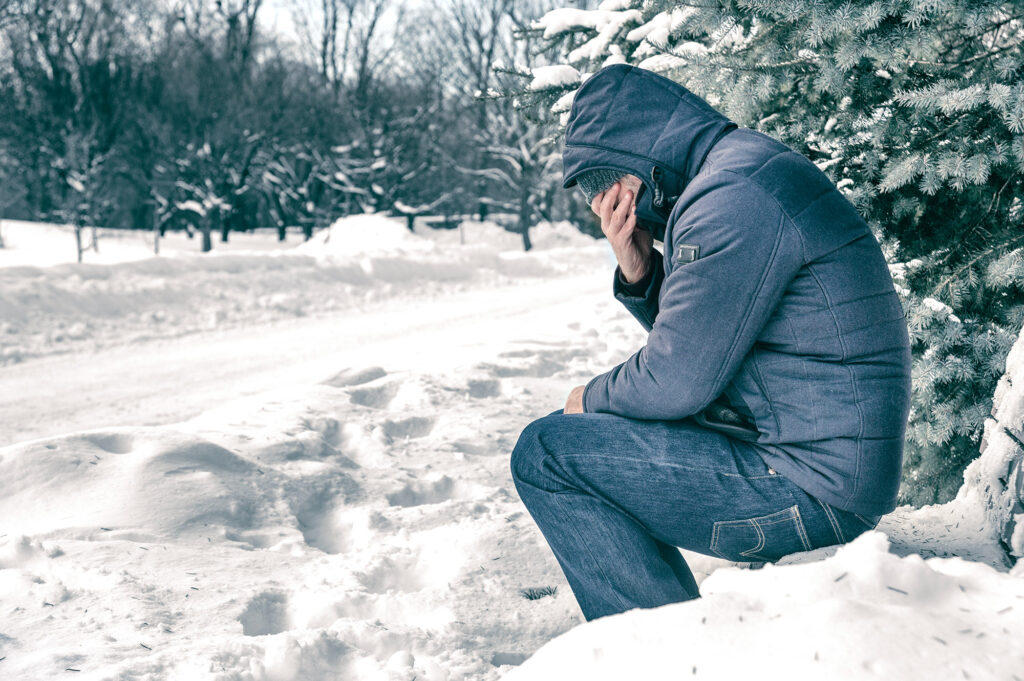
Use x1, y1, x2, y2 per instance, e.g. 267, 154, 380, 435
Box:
746, 520, 767, 557
710, 505, 810, 562
710, 517, 756, 560
791, 504, 812, 552
709, 521, 726, 559
853, 512, 879, 530
815, 497, 845, 544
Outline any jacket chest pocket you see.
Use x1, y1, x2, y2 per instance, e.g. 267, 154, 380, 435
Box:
710, 505, 812, 562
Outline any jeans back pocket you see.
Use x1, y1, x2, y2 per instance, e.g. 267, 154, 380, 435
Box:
710, 504, 812, 562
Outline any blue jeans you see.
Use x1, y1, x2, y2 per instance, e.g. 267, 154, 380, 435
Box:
510, 409, 880, 621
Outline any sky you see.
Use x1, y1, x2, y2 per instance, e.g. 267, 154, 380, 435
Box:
262, 0, 300, 40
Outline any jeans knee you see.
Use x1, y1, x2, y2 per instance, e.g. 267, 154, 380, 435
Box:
510, 412, 566, 486
510, 418, 543, 485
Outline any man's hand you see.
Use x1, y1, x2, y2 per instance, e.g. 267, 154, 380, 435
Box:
564, 385, 586, 414
592, 180, 653, 284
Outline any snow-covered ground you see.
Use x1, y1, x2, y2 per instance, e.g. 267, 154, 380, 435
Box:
0, 216, 593, 369
0, 217, 1021, 680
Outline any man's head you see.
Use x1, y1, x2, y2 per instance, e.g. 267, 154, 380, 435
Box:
561, 64, 738, 241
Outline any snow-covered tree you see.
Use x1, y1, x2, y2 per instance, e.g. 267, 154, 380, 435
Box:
460, 105, 561, 250
0, 153, 22, 249
517, 0, 1024, 505
52, 131, 111, 262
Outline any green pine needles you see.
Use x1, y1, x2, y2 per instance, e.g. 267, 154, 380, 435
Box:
518, 0, 1024, 506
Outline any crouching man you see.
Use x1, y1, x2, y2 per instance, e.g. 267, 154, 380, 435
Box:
510, 64, 912, 621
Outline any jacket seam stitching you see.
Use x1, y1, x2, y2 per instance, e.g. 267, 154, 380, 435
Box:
829, 289, 900, 306
786, 183, 835, 221
778, 313, 913, 345
714, 168, 808, 262
707, 212, 787, 401
807, 263, 866, 505
742, 148, 791, 181
648, 98, 687, 162
696, 125, 735, 172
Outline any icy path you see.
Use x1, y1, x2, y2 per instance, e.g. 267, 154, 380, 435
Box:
0, 274, 607, 446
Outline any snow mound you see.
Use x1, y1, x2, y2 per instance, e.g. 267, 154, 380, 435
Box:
530, 220, 601, 250
505, 531, 1024, 681
0, 429, 265, 539
971, 322, 1024, 560
298, 213, 434, 257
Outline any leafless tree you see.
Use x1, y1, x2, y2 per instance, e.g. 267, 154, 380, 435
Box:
294, 0, 397, 101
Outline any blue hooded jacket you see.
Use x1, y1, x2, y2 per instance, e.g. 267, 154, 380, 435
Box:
564, 65, 912, 517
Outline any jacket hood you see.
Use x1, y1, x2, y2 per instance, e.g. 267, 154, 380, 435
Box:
562, 64, 736, 239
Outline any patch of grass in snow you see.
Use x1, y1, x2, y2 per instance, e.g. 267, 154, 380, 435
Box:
519, 585, 558, 600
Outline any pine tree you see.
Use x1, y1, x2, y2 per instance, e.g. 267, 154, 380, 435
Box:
514, 0, 1024, 506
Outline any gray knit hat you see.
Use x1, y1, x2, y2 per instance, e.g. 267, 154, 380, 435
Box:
575, 168, 626, 204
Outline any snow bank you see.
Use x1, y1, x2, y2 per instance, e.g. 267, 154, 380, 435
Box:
505, 530, 1024, 681
419, 219, 599, 252
297, 213, 435, 256
970, 323, 1024, 561
0, 429, 264, 538
0, 220, 297, 269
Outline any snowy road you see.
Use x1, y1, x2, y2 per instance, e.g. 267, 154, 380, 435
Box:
0, 273, 607, 446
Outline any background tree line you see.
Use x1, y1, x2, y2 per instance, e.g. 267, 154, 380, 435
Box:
7, 0, 1017, 523
0, 0, 593, 253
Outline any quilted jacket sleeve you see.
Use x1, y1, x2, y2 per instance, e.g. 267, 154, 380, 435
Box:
582, 176, 805, 420
612, 250, 664, 332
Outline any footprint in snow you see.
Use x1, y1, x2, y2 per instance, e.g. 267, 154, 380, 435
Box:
448, 440, 490, 456
492, 652, 530, 667
288, 477, 403, 555
238, 590, 290, 636
466, 378, 501, 398
381, 416, 435, 441
476, 347, 590, 379
355, 552, 428, 594
386, 475, 457, 507
349, 382, 399, 409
